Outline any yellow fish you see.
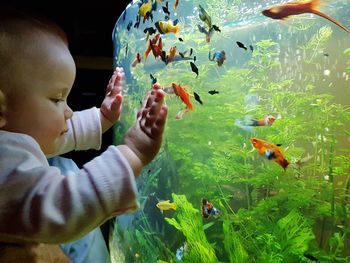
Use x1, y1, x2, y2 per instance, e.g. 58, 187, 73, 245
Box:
156, 200, 177, 211
138, 0, 152, 20
155, 20, 181, 34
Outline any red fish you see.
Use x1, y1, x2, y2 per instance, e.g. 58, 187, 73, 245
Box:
201, 198, 220, 219
251, 138, 290, 169
262, 0, 350, 33
131, 53, 141, 67
144, 33, 162, 61
172, 83, 193, 111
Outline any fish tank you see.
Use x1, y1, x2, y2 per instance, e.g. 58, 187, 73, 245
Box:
110, 0, 350, 262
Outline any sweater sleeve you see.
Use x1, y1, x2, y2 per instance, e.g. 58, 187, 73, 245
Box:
50, 107, 102, 157
0, 132, 138, 244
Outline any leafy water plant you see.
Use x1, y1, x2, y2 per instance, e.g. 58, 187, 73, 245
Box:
164, 194, 218, 263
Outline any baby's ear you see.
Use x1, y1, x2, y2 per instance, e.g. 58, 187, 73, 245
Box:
0, 90, 6, 127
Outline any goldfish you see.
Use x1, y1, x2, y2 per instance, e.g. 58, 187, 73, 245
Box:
201, 198, 220, 219
251, 138, 290, 169
175, 108, 189, 120
131, 53, 141, 67
172, 82, 193, 111
155, 20, 181, 34
262, 0, 350, 33
209, 50, 226, 66
156, 200, 177, 212
197, 24, 215, 43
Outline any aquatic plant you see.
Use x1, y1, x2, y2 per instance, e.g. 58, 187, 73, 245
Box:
164, 194, 218, 263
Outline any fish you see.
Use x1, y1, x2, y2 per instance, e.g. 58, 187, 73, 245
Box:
155, 20, 181, 34
209, 50, 226, 66
294, 154, 314, 169
134, 14, 141, 29
162, 2, 170, 16
236, 41, 247, 50
190, 62, 199, 78
178, 37, 184, 42
193, 55, 196, 63
138, 0, 153, 22
175, 242, 187, 261
193, 92, 203, 105
149, 38, 164, 59
172, 82, 193, 111
150, 74, 157, 84
201, 198, 220, 219
198, 5, 212, 28
131, 53, 141, 67
262, 0, 350, 33
212, 24, 221, 32
156, 200, 177, 212
166, 46, 177, 64
176, 108, 189, 119
127, 21, 133, 31
144, 33, 162, 60
174, 0, 180, 10
245, 114, 277, 126
143, 26, 157, 35
197, 24, 215, 43
208, 90, 219, 95
251, 137, 290, 169
249, 45, 254, 52
122, 10, 127, 22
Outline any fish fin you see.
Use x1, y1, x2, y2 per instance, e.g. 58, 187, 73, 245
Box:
173, 23, 181, 34
310, 8, 350, 33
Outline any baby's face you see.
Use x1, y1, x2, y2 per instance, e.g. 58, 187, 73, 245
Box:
3, 33, 76, 155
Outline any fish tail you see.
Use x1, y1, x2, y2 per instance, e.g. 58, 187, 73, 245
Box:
172, 24, 181, 34
310, 1, 350, 33
280, 158, 290, 169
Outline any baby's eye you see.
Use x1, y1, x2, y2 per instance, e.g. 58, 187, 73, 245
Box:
50, 98, 62, 103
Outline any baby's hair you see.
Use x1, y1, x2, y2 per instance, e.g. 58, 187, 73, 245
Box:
0, 7, 68, 45
0, 7, 69, 93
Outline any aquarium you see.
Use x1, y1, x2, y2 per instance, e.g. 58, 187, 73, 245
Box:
110, 0, 350, 262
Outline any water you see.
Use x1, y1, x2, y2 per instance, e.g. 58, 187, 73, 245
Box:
110, 0, 350, 262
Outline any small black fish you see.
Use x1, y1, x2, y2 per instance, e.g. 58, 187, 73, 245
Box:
178, 37, 184, 42
212, 24, 221, 32
162, 5, 170, 15
249, 45, 254, 52
303, 253, 318, 262
189, 48, 193, 57
122, 10, 127, 22
193, 55, 196, 63
173, 19, 179, 26
194, 92, 203, 105
125, 43, 128, 56
127, 21, 133, 31
190, 62, 199, 78
150, 74, 157, 85
208, 90, 219, 95
236, 41, 247, 50
179, 51, 186, 58
323, 53, 329, 57
143, 27, 157, 35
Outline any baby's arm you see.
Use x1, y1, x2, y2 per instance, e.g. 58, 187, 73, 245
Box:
118, 87, 168, 176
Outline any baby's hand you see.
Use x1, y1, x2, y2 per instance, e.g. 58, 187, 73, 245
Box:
100, 67, 124, 132
122, 86, 168, 171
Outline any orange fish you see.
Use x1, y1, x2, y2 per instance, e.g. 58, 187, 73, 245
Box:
144, 33, 162, 60
173, 0, 180, 10
251, 137, 290, 169
262, 0, 350, 33
172, 83, 193, 111
166, 46, 177, 64
131, 53, 141, 67
247, 115, 277, 126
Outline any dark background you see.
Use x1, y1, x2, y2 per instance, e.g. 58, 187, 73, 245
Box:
1, 0, 131, 166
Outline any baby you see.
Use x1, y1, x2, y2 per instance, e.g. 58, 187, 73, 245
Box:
0, 8, 168, 262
